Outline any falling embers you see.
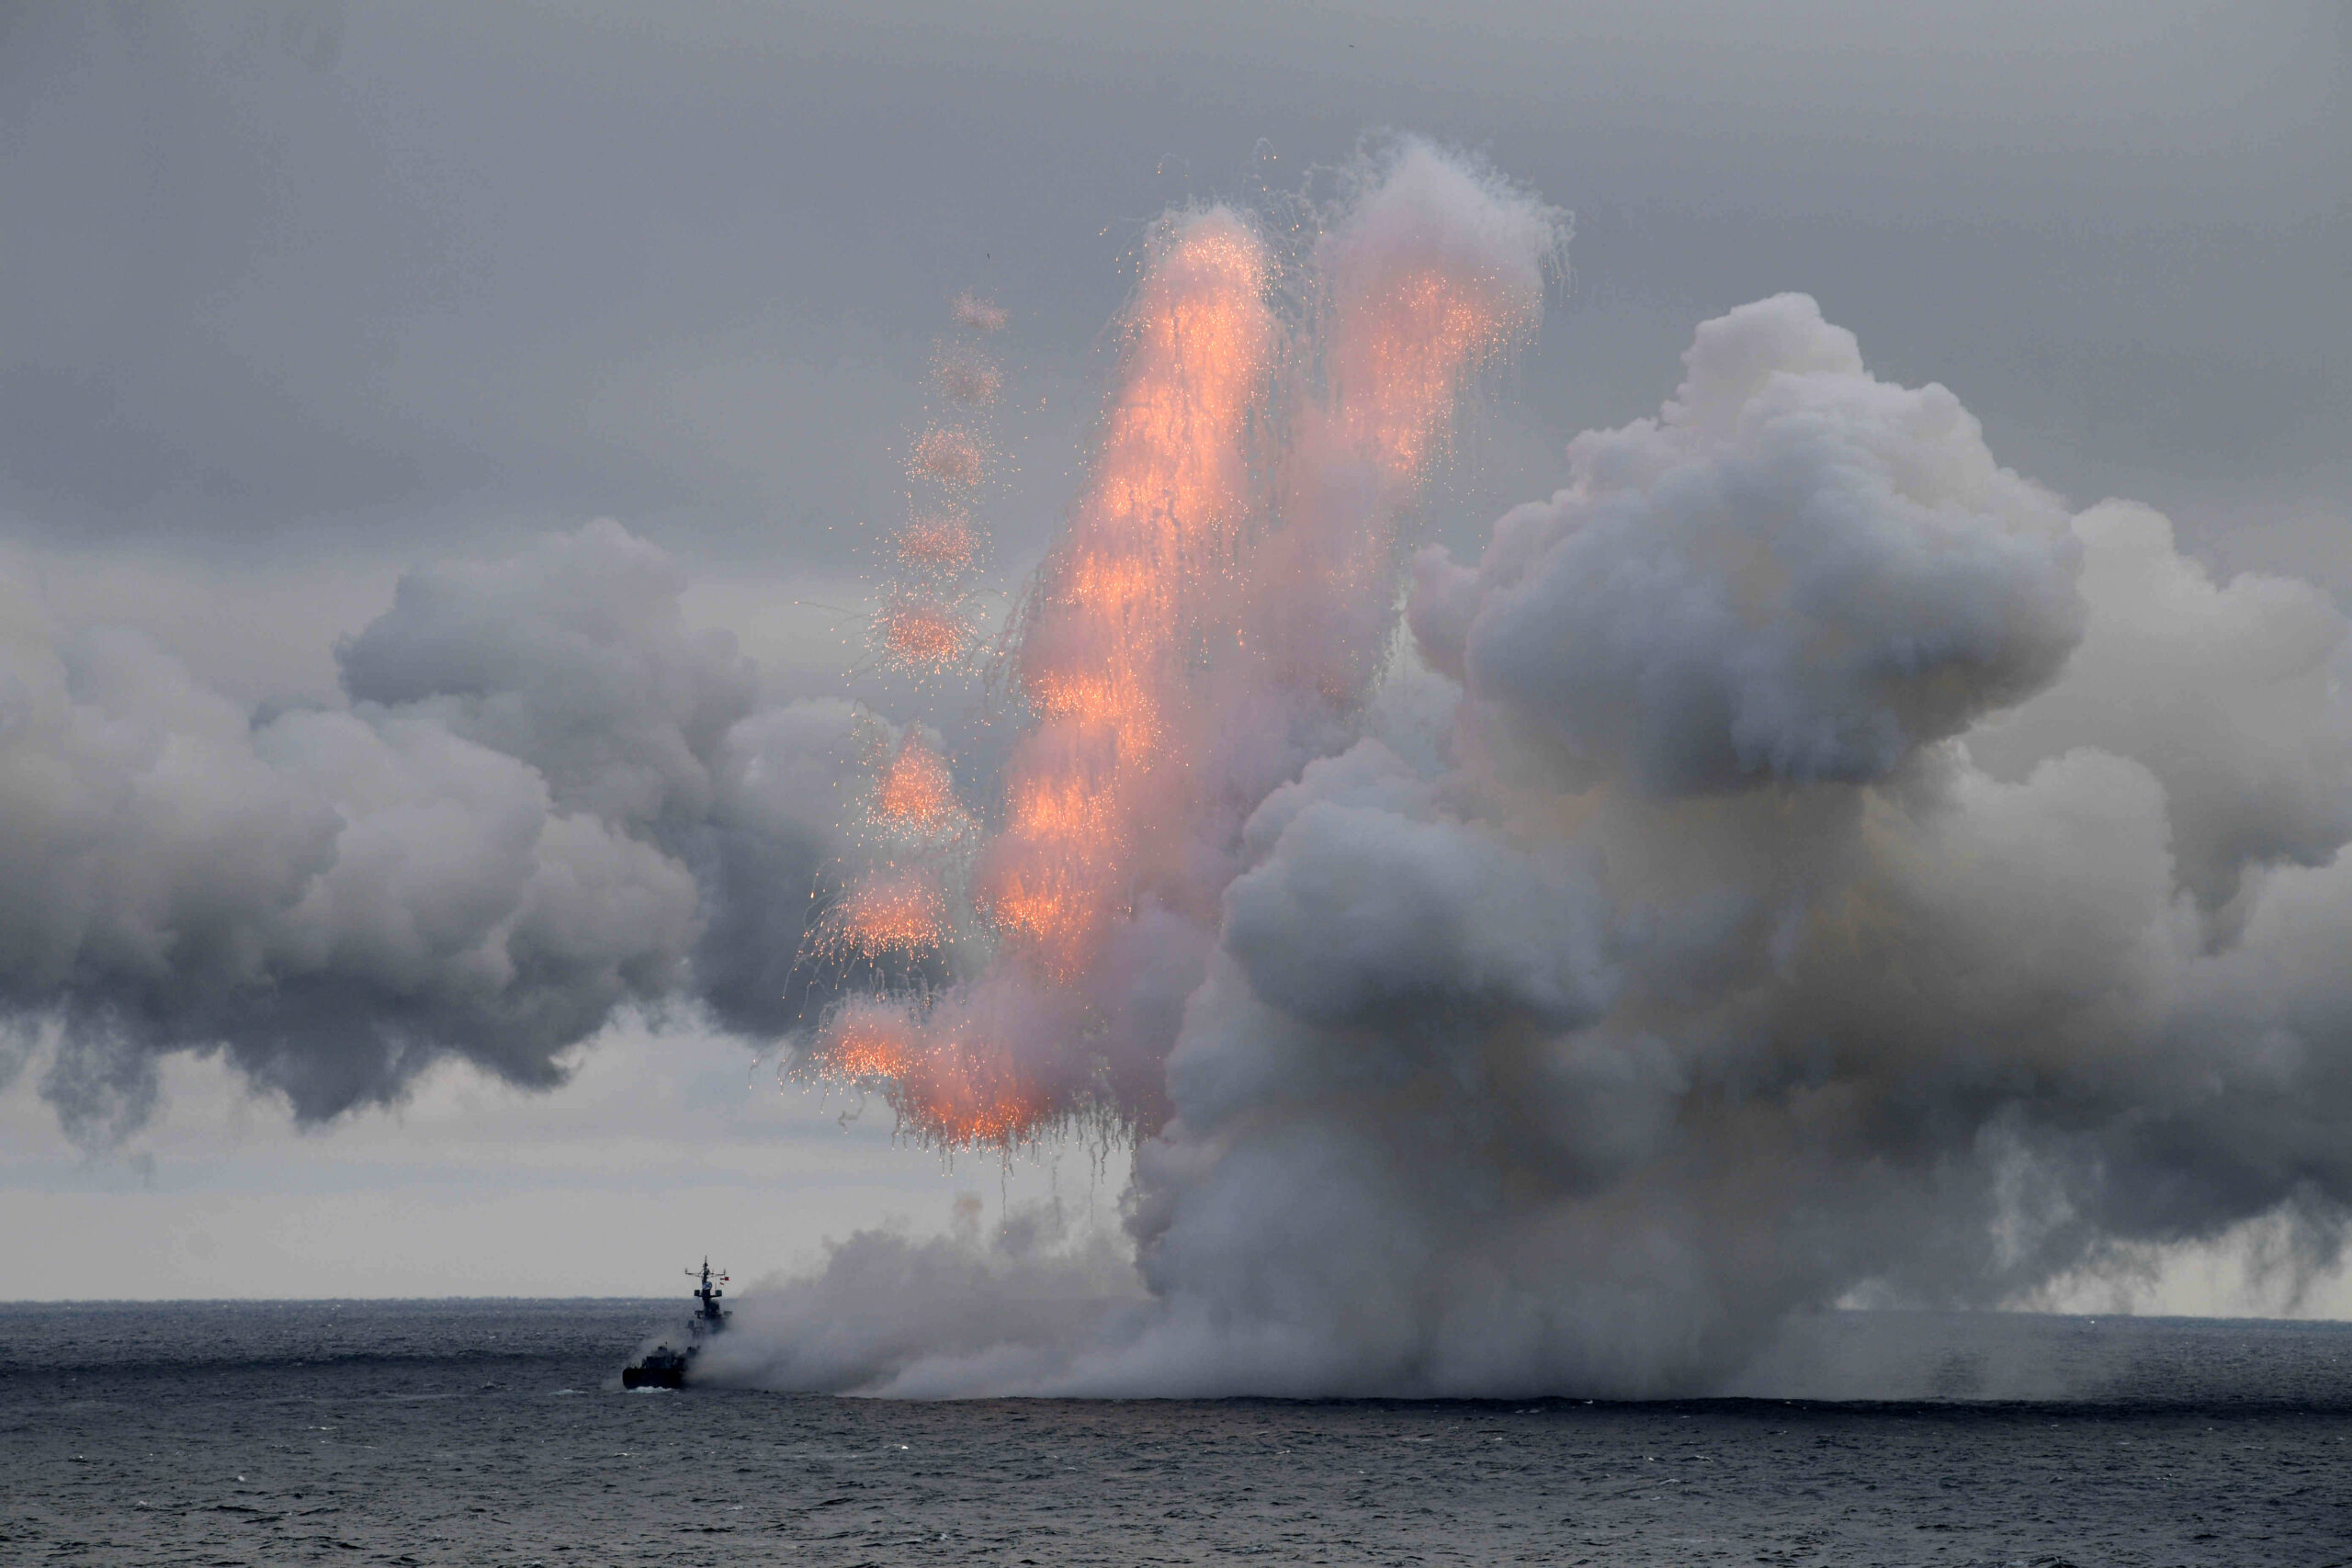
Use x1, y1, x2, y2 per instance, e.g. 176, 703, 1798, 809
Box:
796, 144, 1559, 1148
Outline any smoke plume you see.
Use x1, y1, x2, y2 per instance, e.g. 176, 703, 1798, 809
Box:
712, 255, 2352, 1394
13, 137, 2352, 1398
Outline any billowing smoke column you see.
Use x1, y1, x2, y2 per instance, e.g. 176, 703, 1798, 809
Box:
715, 191, 2352, 1394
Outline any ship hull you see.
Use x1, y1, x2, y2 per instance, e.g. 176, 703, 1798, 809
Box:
620, 1260, 729, 1389
620, 1361, 685, 1390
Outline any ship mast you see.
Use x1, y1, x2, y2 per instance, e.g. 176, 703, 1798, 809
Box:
686, 1258, 729, 1329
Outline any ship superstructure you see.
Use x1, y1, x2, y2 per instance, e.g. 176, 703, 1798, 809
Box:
620, 1258, 729, 1390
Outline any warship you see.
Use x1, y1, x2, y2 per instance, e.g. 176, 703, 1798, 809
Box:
620, 1258, 729, 1389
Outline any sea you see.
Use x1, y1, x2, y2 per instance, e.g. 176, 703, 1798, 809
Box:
4, 1300, 2346, 1565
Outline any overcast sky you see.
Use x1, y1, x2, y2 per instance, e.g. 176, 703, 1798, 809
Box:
3, 0, 2347, 1302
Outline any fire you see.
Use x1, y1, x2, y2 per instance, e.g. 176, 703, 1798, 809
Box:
823, 868, 947, 960
896, 509, 980, 578
980, 208, 1277, 976
910, 425, 989, 490
876, 592, 978, 675
871, 728, 964, 840
933, 344, 1004, 408
800, 152, 1555, 1149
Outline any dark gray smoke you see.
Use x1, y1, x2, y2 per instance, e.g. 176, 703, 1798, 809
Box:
705, 294, 2352, 1397
0, 520, 857, 1140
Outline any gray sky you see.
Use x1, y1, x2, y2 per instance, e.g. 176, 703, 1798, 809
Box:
2, 0, 2347, 1302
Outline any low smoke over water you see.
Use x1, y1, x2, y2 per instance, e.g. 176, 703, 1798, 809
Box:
5, 1300, 2349, 1562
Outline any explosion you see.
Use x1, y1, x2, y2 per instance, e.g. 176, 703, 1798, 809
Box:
870, 728, 967, 842
873, 592, 978, 676
819, 868, 947, 961
802, 142, 1560, 1145
896, 509, 980, 578
723, 236, 2352, 1395
908, 425, 991, 490
951, 290, 1009, 333
11, 131, 2347, 1400
933, 344, 1005, 409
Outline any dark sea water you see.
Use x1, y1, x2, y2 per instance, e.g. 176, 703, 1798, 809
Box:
4, 1301, 2347, 1566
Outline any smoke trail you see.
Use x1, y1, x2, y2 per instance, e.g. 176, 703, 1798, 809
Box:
710, 280, 2352, 1399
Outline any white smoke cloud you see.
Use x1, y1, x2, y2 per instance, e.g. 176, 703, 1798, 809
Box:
0, 521, 860, 1137
699, 1198, 1145, 1398
1969, 499, 2352, 919
1412, 294, 2083, 795
1219, 744, 1613, 1032
709, 290, 2352, 1399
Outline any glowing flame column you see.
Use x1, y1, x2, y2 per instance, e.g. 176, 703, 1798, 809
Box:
1248, 144, 1555, 709
982, 209, 1279, 979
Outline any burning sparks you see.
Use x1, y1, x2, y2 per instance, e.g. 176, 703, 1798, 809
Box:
933, 344, 1005, 408
820, 868, 949, 961
1329, 269, 1539, 485
866, 295, 1004, 682
817, 997, 922, 1082
982, 208, 1278, 978
875, 592, 980, 676
810, 991, 1058, 1147
897, 509, 981, 579
871, 728, 967, 842
951, 290, 1009, 333
800, 149, 1557, 1150
909, 425, 991, 491
1241, 190, 1551, 707
893, 1053, 1047, 1146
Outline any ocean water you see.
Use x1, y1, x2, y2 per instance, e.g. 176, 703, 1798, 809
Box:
4, 1301, 2346, 1565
